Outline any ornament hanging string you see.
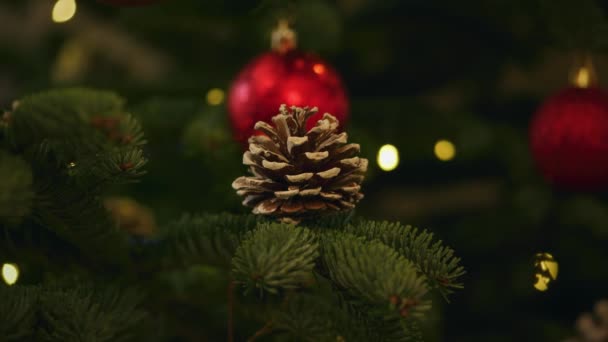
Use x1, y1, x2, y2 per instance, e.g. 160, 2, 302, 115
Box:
271, 19, 297, 53
569, 52, 597, 88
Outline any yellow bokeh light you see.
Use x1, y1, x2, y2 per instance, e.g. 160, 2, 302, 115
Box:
434, 139, 456, 161
575, 67, 590, 88
377, 144, 399, 171
2, 263, 19, 286
52, 0, 77, 24
533, 253, 558, 292
206, 88, 225, 106
52, 39, 88, 83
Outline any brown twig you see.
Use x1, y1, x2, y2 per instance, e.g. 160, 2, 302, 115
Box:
228, 281, 236, 342
246, 290, 294, 341
247, 320, 274, 342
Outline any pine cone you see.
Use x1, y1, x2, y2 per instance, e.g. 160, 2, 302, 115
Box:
232, 105, 367, 222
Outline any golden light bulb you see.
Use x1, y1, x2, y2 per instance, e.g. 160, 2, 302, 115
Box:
2, 263, 19, 286
575, 67, 590, 88
533, 252, 558, 291
377, 144, 399, 171
434, 140, 456, 161
206, 88, 225, 106
52, 0, 77, 24
569, 54, 597, 88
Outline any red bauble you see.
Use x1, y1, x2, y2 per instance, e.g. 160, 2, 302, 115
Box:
530, 87, 608, 191
97, 0, 162, 6
228, 50, 348, 144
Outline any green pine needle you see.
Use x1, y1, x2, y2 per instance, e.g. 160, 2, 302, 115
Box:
37, 283, 146, 342
322, 232, 431, 318
0, 285, 38, 341
232, 223, 319, 295
162, 213, 261, 267
0, 151, 33, 226
346, 220, 465, 299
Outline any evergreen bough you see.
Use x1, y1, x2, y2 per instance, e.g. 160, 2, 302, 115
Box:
0, 88, 464, 341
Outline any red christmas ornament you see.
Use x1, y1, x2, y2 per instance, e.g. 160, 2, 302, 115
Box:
228, 21, 348, 144
97, 0, 162, 6
530, 86, 608, 191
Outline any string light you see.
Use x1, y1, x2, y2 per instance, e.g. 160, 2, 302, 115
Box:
2, 263, 19, 286
575, 67, 591, 88
434, 139, 456, 161
377, 144, 399, 171
570, 54, 596, 89
52, 0, 77, 24
533, 252, 558, 292
206, 88, 225, 106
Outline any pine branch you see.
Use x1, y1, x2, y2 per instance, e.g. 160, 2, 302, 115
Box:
0, 88, 148, 265
370, 319, 421, 342
322, 232, 430, 319
27, 156, 131, 264
1, 281, 147, 342
7, 88, 125, 152
37, 282, 147, 342
272, 294, 333, 341
0, 151, 33, 226
0, 285, 38, 341
232, 223, 319, 295
0, 159, 131, 266
300, 210, 356, 230
270, 291, 367, 342
269, 289, 422, 342
0, 222, 85, 271
32, 185, 131, 265
345, 220, 465, 299
7, 88, 146, 177
0, 86, 466, 341
161, 213, 261, 268
66, 146, 148, 188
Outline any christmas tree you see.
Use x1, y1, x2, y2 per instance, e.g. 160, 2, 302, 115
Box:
2, 0, 608, 341
0, 88, 463, 341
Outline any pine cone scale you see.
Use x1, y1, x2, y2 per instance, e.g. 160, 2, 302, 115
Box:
271, 114, 292, 143
275, 189, 299, 199
250, 135, 282, 155
285, 173, 314, 183
299, 187, 321, 196
287, 136, 308, 155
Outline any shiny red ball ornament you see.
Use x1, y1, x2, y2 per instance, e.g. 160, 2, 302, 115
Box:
97, 0, 162, 6
228, 50, 349, 144
530, 86, 608, 191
